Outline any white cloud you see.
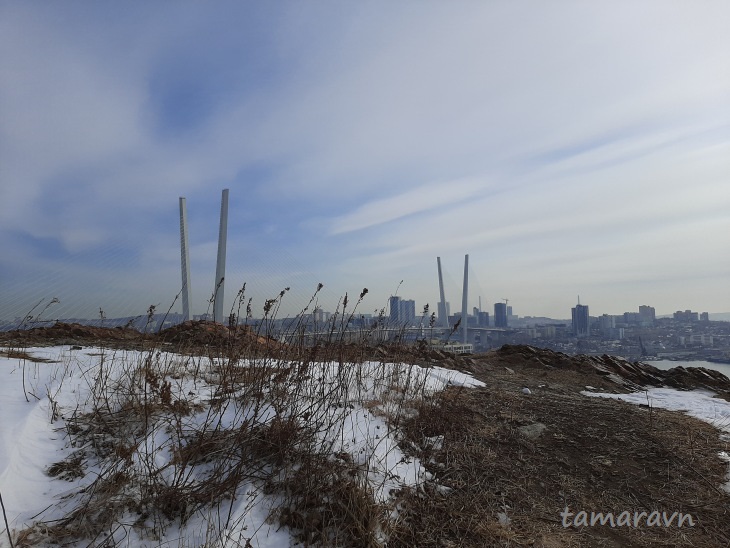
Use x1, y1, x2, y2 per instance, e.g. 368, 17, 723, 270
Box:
1, 1, 729, 319
329, 178, 489, 234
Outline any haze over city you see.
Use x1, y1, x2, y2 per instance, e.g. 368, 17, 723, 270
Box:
1, 2, 729, 322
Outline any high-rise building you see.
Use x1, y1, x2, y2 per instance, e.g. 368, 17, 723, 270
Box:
400, 299, 416, 325
638, 305, 656, 325
313, 307, 330, 324
494, 302, 508, 327
623, 312, 641, 325
572, 304, 590, 337
599, 314, 615, 330
389, 296, 401, 323
674, 310, 699, 322
599, 314, 617, 338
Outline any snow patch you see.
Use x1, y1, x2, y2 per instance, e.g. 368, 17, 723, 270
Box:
0, 345, 485, 546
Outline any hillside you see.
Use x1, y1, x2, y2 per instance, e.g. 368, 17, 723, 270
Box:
1, 324, 730, 547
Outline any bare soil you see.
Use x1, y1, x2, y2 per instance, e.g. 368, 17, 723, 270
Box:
389, 348, 730, 547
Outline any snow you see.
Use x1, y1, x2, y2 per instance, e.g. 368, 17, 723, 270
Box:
582, 387, 730, 433
583, 387, 730, 493
0, 346, 484, 547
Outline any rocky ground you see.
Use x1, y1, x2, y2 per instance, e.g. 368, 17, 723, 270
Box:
2, 323, 730, 547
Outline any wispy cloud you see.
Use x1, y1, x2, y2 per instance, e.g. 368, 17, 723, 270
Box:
329, 178, 489, 235
1, 1, 728, 319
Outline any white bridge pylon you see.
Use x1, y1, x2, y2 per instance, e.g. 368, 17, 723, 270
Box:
436, 254, 470, 343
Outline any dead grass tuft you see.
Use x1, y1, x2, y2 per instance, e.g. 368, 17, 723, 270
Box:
47, 455, 85, 481
0, 349, 56, 363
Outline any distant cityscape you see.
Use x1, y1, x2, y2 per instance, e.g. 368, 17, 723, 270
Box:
369, 297, 730, 363
3, 195, 727, 364
3, 298, 729, 365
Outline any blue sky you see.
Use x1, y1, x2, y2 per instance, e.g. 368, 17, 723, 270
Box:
1, 1, 729, 322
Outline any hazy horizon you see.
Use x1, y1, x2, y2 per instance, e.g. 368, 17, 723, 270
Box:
2, 2, 729, 322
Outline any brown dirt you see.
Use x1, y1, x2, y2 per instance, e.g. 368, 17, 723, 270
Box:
0, 320, 285, 355
389, 351, 730, 547
0, 322, 148, 345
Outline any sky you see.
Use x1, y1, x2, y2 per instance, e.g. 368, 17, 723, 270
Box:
1, 1, 729, 323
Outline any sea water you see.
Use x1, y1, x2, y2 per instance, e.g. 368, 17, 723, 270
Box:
644, 360, 730, 380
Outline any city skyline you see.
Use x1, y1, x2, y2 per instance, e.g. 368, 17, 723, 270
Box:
5, 289, 726, 328
1, 2, 729, 322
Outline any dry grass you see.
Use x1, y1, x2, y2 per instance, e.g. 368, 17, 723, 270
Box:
8, 291, 440, 547
0, 349, 56, 363
6, 297, 730, 547
388, 369, 730, 548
